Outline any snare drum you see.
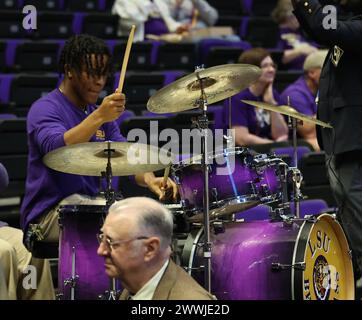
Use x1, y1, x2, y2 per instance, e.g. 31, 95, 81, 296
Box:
172, 147, 285, 213
58, 202, 120, 300
180, 214, 354, 300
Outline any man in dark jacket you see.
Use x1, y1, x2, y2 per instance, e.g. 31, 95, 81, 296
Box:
292, 0, 362, 285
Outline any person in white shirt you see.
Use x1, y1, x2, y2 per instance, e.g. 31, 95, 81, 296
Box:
154, 0, 218, 34
112, 0, 218, 41
97, 197, 215, 300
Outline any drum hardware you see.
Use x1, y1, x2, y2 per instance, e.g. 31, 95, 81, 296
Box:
271, 262, 306, 272
63, 246, 79, 300
212, 221, 225, 235
211, 188, 218, 202
289, 167, 304, 218
194, 65, 212, 293
98, 279, 122, 300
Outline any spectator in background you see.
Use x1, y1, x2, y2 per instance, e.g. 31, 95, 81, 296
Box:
281, 50, 328, 151
224, 48, 289, 147
272, 0, 318, 69
112, 0, 218, 41
154, 0, 218, 34
112, 0, 160, 42
0, 163, 54, 300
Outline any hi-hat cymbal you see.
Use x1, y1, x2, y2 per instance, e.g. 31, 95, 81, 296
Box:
43, 141, 174, 176
241, 100, 333, 128
147, 64, 261, 114
188, 197, 260, 223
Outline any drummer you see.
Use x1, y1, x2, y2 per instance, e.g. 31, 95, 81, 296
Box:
20, 34, 178, 250
223, 48, 289, 147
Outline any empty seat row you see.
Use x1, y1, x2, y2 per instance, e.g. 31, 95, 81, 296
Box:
1, 38, 292, 74
0, 11, 119, 39
1, 0, 111, 12
0, 9, 281, 49
0, 67, 302, 116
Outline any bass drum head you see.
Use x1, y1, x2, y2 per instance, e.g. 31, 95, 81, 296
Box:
292, 213, 355, 300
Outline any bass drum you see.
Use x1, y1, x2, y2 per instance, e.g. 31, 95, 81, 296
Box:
181, 214, 354, 300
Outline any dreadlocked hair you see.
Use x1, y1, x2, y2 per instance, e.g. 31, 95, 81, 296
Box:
58, 34, 113, 77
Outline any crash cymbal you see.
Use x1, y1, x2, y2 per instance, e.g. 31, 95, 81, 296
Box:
43, 141, 174, 176
241, 100, 333, 128
188, 197, 260, 223
147, 64, 261, 113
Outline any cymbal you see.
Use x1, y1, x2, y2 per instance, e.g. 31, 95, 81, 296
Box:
241, 100, 333, 128
188, 197, 260, 223
147, 64, 261, 113
43, 141, 174, 176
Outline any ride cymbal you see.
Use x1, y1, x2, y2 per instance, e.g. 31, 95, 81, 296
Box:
147, 64, 261, 113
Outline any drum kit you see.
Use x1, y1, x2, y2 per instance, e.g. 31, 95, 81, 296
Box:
43, 63, 355, 300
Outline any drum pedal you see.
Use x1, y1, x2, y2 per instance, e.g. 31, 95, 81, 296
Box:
271, 262, 306, 272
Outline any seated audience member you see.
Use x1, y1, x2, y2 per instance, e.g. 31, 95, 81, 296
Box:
224, 48, 289, 147
112, 0, 160, 41
271, 0, 318, 69
97, 197, 216, 300
0, 163, 54, 300
281, 50, 328, 151
153, 0, 219, 34
112, 0, 218, 41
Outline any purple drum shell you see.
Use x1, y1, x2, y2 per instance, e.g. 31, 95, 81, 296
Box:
173, 149, 281, 210
211, 220, 300, 300
58, 205, 118, 300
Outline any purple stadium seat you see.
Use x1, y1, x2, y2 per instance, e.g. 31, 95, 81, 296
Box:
0, 114, 17, 120
198, 39, 251, 64
0, 74, 15, 104
271, 146, 311, 167
235, 198, 329, 222
290, 199, 329, 217
145, 18, 169, 36
235, 204, 270, 221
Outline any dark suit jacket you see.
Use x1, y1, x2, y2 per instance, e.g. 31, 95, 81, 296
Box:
119, 260, 216, 300
293, 0, 362, 155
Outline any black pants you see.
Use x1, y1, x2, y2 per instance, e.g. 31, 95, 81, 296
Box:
327, 154, 362, 275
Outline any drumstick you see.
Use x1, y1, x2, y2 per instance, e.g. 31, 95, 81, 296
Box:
117, 25, 136, 92
162, 166, 171, 189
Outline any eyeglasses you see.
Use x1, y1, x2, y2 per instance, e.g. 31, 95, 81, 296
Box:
96, 233, 149, 250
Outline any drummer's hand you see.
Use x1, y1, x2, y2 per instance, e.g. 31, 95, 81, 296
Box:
147, 177, 178, 202
96, 90, 126, 123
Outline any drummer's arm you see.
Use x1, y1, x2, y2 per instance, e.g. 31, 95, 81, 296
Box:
64, 92, 125, 145
233, 126, 274, 146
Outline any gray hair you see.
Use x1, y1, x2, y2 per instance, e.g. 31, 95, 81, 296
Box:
108, 197, 174, 249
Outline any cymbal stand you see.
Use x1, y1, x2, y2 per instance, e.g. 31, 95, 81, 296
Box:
195, 66, 212, 293
286, 97, 303, 218
101, 141, 120, 299
101, 141, 116, 207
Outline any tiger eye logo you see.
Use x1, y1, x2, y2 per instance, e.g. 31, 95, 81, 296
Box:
313, 255, 331, 300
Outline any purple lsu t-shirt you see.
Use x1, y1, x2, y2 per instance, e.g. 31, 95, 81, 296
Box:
280, 76, 317, 116
223, 87, 282, 139
20, 89, 127, 232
